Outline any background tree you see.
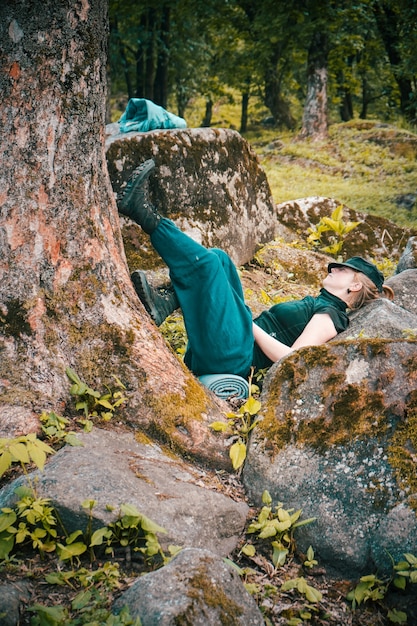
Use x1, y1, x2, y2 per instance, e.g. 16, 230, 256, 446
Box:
372, 0, 417, 123
107, 0, 415, 130
0, 0, 225, 466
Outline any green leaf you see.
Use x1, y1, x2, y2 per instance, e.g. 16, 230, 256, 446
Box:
64, 433, 82, 446
0, 510, 17, 532
305, 583, 322, 603
120, 503, 141, 517
81, 499, 97, 510
14, 485, 33, 499
241, 543, 256, 557
65, 367, 81, 384
209, 421, 230, 432
387, 608, 408, 624
56, 541, 87, 561
97, 398, 113, 409
331, 205, 344, 222
230, 441, 246, 470
66, 530, 83, 544
394, 576, 407, 590
262, 490, 272, 506
71, 589, 92, 610
0, 451, 12, 477
273, 547, 288, 567
293, 516, 316, 528
140, 513, 166, 535
281, 579, 297, 591
28, 603, 67, 623
344, 220, 361, 233
404, 553, 417, 565
26, 443, 47, 471
240, 396, 261, 416
8, 443, 30, 464
0, 533, 15, 559
259, 523, 278, 539
90, 526, 111, 547
277, 507, 291, 522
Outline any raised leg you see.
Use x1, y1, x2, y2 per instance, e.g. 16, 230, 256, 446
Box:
150, 218, 254, 377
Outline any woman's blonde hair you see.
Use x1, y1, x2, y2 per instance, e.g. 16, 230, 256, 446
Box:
348, 272, 394, 310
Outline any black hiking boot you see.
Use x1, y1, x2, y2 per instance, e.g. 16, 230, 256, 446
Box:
117, 159, 161, 234
131, 270, 179, 326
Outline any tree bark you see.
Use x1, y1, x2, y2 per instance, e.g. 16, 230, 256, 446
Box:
240, 90, 249, 133
299, 30, 329, 140
0, 0, 228, 468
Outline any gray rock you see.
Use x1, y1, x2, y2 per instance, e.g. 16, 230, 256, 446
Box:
105, 126, 277, 266
0, 582, 30, 626
386, 268, 417, 318
113, 547, 265, 625
0, 428, 248, 557
243, 340, 417, 578
337, 297, 417, 340
396, 236, 417, 273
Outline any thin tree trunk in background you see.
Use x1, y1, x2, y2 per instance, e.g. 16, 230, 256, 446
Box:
373, 2, 415, 122
153, 5, 170, 108
0, 0, 225, 467
240, 89, 249, 133
110, 15, 133, 100
299, 30, 329, 140
201, 97, 213, 127
264, 50, 295, 129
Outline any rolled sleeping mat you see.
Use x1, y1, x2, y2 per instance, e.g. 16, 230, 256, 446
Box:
198, 374, 249, 400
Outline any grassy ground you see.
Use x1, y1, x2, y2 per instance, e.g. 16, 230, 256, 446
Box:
248, 122, 417, 229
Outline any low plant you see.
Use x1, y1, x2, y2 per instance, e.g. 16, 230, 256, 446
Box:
281, 575, 323, 604
30, 561, 141, 625
39, 411, 83, 447
0, 485, 63, 559
89, 501, 173, 567
0, 433, 54, 480
29, 598, 140, 626
306, 204, 361, 257
0, 489, 170, 569
303, 545, 318, 569
402, 327, 417, 339
209, 392, 261, 471
66, 367, 127, 422
347, 553, 417, 624
241, 490, 316, 568
160, 314, 187, 357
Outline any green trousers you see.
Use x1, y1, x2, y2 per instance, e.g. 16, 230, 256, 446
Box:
151, 218, 254, 377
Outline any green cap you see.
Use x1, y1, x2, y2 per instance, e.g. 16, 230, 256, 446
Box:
328, 257, 384, 293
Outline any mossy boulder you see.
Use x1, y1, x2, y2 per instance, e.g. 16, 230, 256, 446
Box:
105, 126, 277, 269
113, 548, 265, 625
274, 196, 417, 262
243, 339, 417, 578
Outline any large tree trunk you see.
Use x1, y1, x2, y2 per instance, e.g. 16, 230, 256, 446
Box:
299, 30, 329, 140
0, 0, 228, 468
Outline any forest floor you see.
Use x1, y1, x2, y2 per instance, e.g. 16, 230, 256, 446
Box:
1, 462, 415, 626
2, 119, 417, 625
